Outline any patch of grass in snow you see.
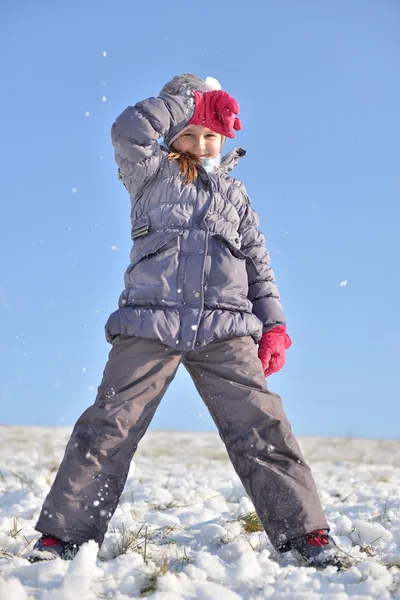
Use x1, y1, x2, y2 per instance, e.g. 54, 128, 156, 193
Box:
9, 517, 23, 538
374, 472, 393, 483
371, 494, 399, 525
107, 522, 179, 559
149, 499, 180, 511
148, 493, 226, 512
0, 517, 36, 560
0, 526, 33, 559
234, 511, 264, 534
104, 520, 193, 578
140, 556, 169, 596
151, 524, 179, 545
106, 523, 150, 559
6, 468, 35, 491
0, 542, 31, 559
358, 543, 379, 557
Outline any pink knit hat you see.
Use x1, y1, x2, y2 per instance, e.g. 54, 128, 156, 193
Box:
161, 74, 223, 147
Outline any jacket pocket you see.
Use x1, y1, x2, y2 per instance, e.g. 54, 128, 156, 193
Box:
204, 233, 251, 311
213, 232, 258, 282
131, 215, 151, 241
213, 233, 246, 260
128, 229, 183, 270
204, 213, 245, 258
124, 229, 183, 305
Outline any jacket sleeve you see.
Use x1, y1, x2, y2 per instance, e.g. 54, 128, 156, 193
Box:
111, 93, 193, 196
238, 197, 286, 333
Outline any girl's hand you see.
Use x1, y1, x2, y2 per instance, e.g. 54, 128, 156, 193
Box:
188, 90, 242, 138
258, 326, 292, 377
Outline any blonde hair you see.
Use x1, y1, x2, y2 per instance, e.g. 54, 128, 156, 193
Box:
168, 135, 225, 184
167, 151, 201, 184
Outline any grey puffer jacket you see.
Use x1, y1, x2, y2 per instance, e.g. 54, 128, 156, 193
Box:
105, 93, 286, 351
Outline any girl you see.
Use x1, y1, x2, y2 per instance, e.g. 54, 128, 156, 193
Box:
31, 74, 353, 569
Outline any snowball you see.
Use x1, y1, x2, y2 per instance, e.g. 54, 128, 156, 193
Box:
204, 77, 222, 91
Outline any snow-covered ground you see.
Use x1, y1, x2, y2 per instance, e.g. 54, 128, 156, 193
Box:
0, 426, 399, 599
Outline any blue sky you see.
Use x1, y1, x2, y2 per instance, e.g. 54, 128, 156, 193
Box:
1, 0, 399, 438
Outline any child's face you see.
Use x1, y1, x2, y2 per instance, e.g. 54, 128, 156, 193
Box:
172, 125, 222, 159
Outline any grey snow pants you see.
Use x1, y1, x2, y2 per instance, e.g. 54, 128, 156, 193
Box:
35, 335, 328, 550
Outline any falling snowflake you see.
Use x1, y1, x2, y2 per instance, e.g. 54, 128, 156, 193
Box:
85, 111, 90, 117
103, 51, 107, 57
111, 246, 117, 251
72, 188, 78, 194
102, 96, 107, 102
340, 280, 348, 287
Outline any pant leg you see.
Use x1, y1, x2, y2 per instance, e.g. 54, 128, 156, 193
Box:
183, 336, 328, 550
36, 335, 181, 546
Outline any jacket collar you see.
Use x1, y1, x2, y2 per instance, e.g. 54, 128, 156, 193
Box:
160, 142, 247, 175
218, 147, 247, 173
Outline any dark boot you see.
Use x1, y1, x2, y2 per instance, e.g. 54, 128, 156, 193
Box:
289, 529, 357, 570
27, 536, 80, 562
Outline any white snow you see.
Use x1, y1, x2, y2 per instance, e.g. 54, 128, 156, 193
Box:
204, 77, 221, 91
0, 426, 399, 599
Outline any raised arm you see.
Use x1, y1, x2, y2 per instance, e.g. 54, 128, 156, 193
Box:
112, 93, 193, 196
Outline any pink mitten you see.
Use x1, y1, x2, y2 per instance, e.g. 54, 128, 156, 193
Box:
258, 326, 292, 377
189, 90, 242, 138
